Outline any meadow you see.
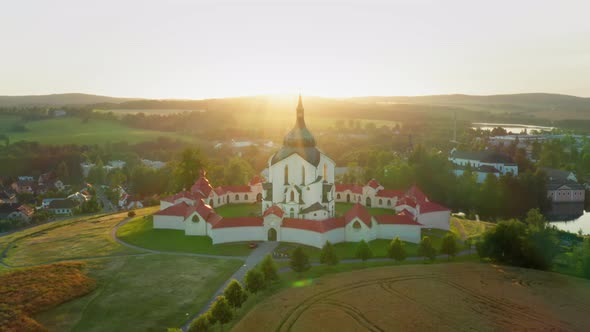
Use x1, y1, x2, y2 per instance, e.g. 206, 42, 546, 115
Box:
35, 255, 241, 332
3, 208, 157, 266
1, 116, 191, 145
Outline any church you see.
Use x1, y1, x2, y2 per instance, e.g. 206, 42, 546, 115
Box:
152, 96, 450, 248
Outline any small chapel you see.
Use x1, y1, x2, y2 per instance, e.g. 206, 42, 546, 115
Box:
152, 96, 450, 248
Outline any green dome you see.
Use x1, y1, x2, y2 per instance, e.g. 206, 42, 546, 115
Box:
271, 95, 321, 166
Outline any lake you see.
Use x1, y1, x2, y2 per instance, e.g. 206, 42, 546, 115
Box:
472, 122, 554, 132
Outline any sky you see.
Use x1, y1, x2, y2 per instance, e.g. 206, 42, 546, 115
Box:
0, 0, 589, 99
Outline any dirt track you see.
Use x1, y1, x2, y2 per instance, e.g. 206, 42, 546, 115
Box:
233, 263, 590, 331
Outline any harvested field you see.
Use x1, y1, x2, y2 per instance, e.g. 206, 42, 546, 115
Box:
234, 263, 590, 331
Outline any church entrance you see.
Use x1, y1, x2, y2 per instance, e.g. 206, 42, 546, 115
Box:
346, 193, 350, 203
267, 228, 277, 241
256, 193, 262, 202
366, 197, 372, 207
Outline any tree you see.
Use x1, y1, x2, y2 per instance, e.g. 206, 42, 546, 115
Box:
188, 314, 210, 332
174, 148, 205, 191
259, 255, 279, 282
224, 157, 254, 185
223, 279, 248, 309
244, 269, 265, 293
355, 240, 373, 261
440, 233, 458, 260
387, 237, 407, 261
56, 161, 70, 183
525, 208, 546, 228
319, 241, 339, 265
418, 236, 436, 261
574, 239, 590, 278
290, 246, 311, 272
209, 296, 232, 330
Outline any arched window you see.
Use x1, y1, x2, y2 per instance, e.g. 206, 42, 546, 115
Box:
244, 194, 248, 200
379, 199, 383, 205
337, 193, 341, 199
290, 191, 295, 202
290, 207, 295, 218
387, 200, 391, 206
284, 165, 289, 185
235, 194, 239, 201
301, 165, 305, 185
352, 221, 361, 229
323, 164, 327, 179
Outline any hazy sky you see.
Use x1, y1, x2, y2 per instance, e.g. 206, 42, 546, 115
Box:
1, 0, 589, 98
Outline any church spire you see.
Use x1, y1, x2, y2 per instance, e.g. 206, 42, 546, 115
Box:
296, 94, 305, 127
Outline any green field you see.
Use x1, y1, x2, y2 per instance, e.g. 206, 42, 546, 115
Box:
4, 208, 157, 266
35, 255, 241, 332
3, 117, 191, 145
94, 108, 206, 115
117, 215, 254, 256
215, 203, 261, 217
335, 202, 395, 216
450, 216, 495, 240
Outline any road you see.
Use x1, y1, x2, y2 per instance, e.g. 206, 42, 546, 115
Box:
95, 186, 117, 213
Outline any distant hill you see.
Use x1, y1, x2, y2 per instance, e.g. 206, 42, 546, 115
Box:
0, 93, 138, 107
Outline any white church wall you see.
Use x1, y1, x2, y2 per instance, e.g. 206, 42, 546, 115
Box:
153, 215, 185, 230
377, 224, 421, 243
185, 213, 208, 236
211, 227, 265, 244
280, 227, 325, 248
417, 211, 451, 231
344, 217, 377, 242
324, 228, 345, 245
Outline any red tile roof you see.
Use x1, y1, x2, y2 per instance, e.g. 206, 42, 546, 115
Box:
397, 196, 417, 208
374, 211, 422, 226
263, 205, 284, 218
191, 175, 214, 197
367, 179, 381, 189
162, 191, 202, 203
282, 217, 345, 233
249, 175, 264, 186
154, 201, 197, 219
219, 185, 252, 193
420, 201, 451, 213
407, 185, 428, 202
335, 184, 362, 194
376, 189, 404, 198
17, 205, 34, 216
211, 216, 263, 229
344, 203, 372, 228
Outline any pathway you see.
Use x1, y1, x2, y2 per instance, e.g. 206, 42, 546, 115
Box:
181, 241, 278, 331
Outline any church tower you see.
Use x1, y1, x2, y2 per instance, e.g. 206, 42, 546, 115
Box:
263, 95, 336, 220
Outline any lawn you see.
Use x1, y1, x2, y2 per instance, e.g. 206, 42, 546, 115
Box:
335, 202, 394, 216
274, 228, 460, 261
117, 215, 254, 256
215, 203, 261, 217
3, 207, 157, 266
5, 117, 191, 145
35, 255, 242, 332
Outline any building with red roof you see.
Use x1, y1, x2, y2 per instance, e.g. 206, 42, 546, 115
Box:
152, 97, 449, 248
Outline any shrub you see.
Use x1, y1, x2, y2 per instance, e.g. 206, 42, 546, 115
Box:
128, 210, 136, 217
355, 240, 373, 261
188, 313, 210, 332
244, 269, 265, 293
418, 236, 436, 261
209, 296, 233, 329
440, 233, 458, 259
259, 255, 279, 282
387, 237, 406, 261
223, 279, 247, 309
320, 241, 339, 265
290, 246, 311, 272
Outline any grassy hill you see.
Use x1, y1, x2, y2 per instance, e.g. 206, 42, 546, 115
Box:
0, 93, 137, 107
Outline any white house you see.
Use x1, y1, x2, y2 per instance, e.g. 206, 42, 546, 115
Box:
449, 148, 518, 183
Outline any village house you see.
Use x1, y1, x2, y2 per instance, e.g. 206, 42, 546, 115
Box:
449, 148, 518, 183
152, 97, 451, 248
47, 199, 79, 216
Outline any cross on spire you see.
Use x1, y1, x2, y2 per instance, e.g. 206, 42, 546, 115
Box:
296, 94, 305, 127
